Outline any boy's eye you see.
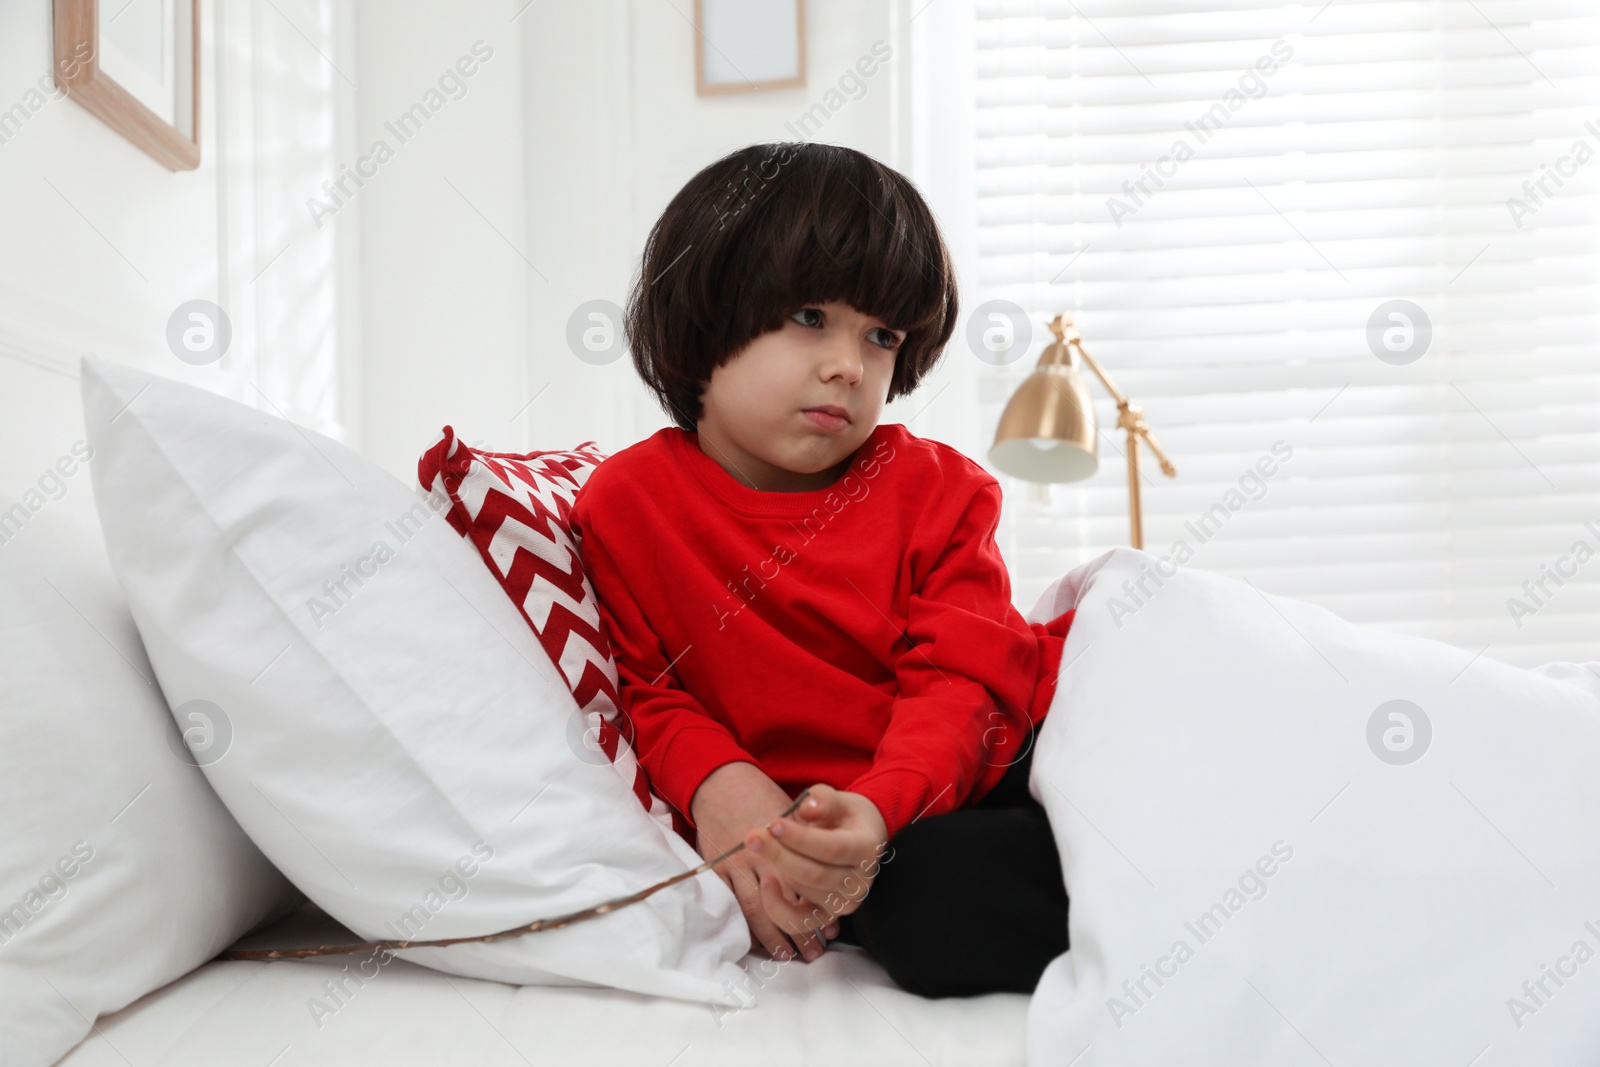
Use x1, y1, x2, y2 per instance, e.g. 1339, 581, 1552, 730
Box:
789, 308, 903, 349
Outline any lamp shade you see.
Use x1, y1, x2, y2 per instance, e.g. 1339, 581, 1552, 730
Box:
988, 337, 1099, 483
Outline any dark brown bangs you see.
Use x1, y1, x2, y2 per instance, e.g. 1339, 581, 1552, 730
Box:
625, 141, 960, 431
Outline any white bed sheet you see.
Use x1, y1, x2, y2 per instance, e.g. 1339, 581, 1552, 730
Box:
53, 902, 1029, 1066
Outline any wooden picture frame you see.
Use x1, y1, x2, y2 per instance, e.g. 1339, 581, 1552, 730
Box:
53, 0, 200, 171
694, 0, 805, 97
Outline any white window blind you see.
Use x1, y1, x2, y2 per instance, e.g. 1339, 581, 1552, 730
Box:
972, 0, 1600, 668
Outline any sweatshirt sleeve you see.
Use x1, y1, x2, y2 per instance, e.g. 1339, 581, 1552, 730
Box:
573, 507, 759, 832
845, 478, 1035, 842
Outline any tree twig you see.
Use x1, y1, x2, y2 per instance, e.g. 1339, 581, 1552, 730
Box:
222, 788, 813, 961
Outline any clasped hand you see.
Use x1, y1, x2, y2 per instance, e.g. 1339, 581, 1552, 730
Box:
691, 762, 889, 963
743, 783, 890, 959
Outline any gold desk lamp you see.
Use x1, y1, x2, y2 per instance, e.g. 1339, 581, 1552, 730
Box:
989, 313, 1177, 550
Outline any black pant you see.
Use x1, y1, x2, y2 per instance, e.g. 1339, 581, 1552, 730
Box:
830, 730, 1069, 997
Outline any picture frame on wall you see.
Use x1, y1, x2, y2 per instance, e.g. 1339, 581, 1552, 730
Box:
53, 0, 201, 171
694, 0, 805, 97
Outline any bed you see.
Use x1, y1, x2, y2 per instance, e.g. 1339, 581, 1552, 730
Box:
54, 901, 1029, 1067
9, 350, 1600, 1067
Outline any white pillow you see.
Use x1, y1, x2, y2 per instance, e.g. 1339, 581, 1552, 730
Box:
1022, 547, 1600, 1064
0, 404, 299, 1067
79, 356, 751, 1005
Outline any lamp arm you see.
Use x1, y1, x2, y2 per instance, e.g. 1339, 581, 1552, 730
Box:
1066, 337, 1128, 408
1134, 424, 1178, 479
1069, 337, 1177, 478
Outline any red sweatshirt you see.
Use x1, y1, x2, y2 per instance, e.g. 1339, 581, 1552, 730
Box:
567, 421, 1074, 843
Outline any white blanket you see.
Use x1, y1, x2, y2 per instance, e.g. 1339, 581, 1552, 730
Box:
1022, 548, 1600, 1066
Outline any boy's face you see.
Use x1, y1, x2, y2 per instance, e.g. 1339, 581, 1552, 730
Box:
695, 300, 902, 493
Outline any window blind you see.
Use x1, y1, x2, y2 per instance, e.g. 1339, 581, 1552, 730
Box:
972, 0, 1600, 668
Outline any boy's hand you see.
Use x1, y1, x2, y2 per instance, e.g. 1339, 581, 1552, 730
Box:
689, 762, 839, 963
744, 784, 890, 938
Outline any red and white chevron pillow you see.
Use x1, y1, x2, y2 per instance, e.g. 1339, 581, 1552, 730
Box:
417, 427, 687, 841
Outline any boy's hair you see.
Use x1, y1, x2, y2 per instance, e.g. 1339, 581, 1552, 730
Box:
625, 142, 960, 432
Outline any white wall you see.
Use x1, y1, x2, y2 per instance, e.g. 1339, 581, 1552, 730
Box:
0, 0, 355, 491
0, 0, 981, 486
350, 0, 526, 479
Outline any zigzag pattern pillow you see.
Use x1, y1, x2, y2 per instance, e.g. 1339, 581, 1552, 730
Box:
417, 427, 686, 840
